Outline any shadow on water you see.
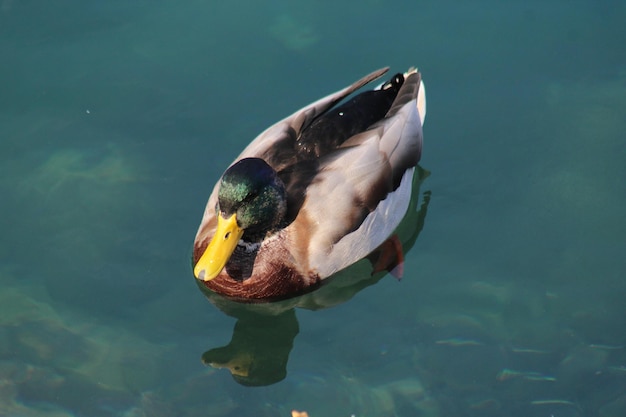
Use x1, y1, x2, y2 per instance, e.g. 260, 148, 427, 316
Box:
197, 166, 431, 386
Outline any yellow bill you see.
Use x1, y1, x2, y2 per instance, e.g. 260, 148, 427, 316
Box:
194, 213, 244, 281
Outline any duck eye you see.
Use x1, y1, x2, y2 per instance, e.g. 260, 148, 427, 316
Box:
243, 190, 259, 204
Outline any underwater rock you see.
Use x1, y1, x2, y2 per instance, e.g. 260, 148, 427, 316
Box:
0, 282, 174, 415
268, 14, 318, 51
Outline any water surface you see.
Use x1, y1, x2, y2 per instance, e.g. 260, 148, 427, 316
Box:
1, 0, 625, 416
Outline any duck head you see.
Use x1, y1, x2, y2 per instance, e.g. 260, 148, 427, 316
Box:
194, 158, 287, 281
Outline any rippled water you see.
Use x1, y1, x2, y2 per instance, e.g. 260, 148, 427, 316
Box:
1, 1, 625, 416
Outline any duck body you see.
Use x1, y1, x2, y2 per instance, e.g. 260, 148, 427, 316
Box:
193, 67, 426, 302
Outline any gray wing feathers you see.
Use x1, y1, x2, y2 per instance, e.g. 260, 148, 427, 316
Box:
312, 167, 416, 278
235, 67, 390, 162
305, 70, 425, 277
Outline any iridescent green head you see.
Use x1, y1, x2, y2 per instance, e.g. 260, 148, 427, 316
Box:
194, 158, 286, 281
218, 157, 287, 239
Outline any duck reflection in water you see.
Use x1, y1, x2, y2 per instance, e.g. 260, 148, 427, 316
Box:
197, 167, 430, 386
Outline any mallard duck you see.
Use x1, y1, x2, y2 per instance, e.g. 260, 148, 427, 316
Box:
193, 66, 426, 301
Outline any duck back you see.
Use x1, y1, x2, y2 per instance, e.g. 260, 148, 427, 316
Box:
295, 73, 405, 158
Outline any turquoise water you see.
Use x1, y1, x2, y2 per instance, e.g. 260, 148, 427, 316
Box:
1, 0, 625, 416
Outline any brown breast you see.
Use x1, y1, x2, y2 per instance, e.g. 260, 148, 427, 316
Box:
196, 234, 321, 301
